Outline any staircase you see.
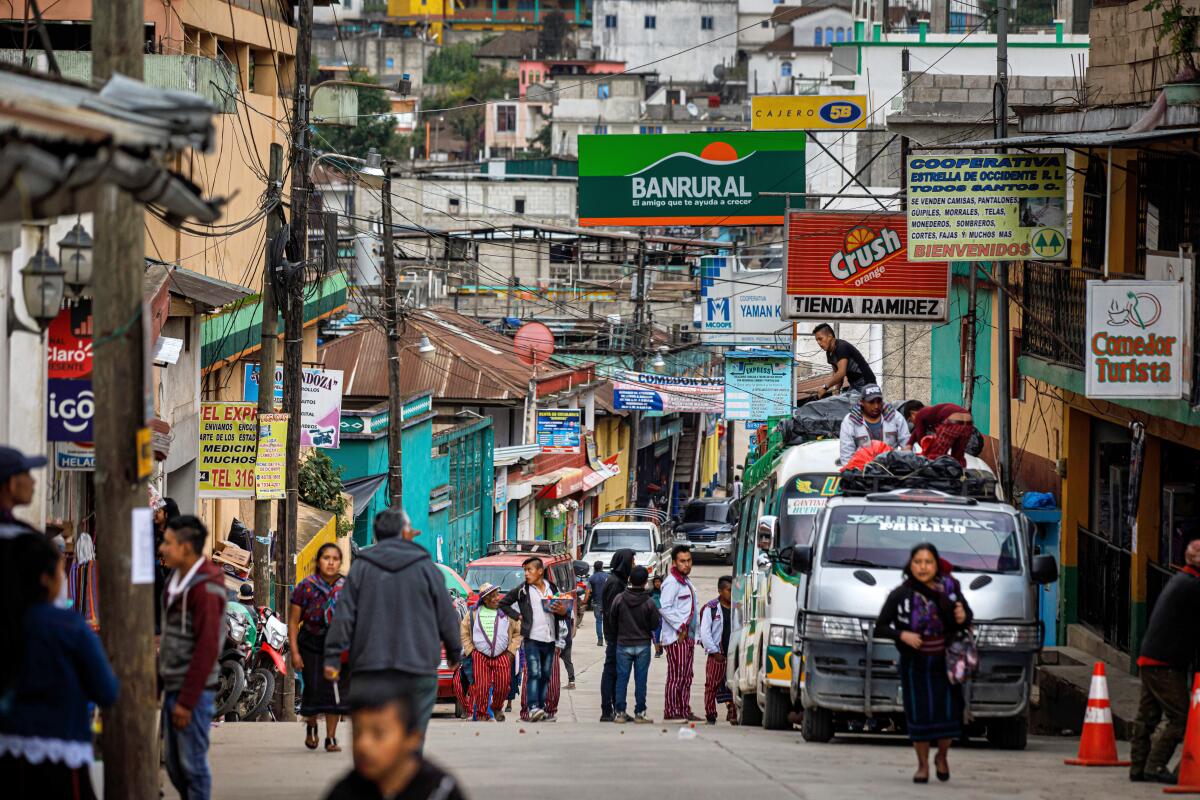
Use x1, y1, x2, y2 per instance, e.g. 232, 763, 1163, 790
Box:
671, 422, 702, 516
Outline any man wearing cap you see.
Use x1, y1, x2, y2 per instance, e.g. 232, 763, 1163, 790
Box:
0, 445, 47, 538
837, 385, 910, 465
459, 583, 521, 721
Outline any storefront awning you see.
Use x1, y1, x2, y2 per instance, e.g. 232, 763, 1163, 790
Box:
343, 473, 388, 519
536, 457, 619, 500
494, 443, 541, 467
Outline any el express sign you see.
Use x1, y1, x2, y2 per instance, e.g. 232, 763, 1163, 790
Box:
783, 211, 950, 322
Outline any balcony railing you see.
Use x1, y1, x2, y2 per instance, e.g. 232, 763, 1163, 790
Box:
1020, 261, 1099, 370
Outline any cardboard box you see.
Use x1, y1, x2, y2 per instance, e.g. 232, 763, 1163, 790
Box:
213, 540, 252, 570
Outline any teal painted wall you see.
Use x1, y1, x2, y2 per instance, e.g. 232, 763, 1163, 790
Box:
402, 419, 434, 551
930, 266, 993, 436
327, 437, 390, 546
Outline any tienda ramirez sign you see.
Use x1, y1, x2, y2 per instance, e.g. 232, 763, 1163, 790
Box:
577, 132, 805, 227
1085, 280, 1185, 399
784, 211, 949, 322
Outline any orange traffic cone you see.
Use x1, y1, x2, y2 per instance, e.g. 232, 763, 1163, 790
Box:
1164, 673, 1200, 794
1064, 662, 1131, 767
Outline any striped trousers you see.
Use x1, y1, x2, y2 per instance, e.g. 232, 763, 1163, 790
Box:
519, 648, 561, 720
663, 638, 695, 719
469, 651, 513, 720
703, 654, 736, 722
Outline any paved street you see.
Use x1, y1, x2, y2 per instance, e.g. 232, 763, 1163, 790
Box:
179, 565, 1159, 800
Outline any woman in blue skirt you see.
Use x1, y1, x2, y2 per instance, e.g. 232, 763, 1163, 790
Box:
875, 543, 972, 784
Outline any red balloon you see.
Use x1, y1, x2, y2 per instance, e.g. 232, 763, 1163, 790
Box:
513, 322, 555, 366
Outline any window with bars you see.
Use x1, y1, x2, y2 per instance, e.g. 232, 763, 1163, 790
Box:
1080, 156, 1107, 271
1137, 151, 1200, 269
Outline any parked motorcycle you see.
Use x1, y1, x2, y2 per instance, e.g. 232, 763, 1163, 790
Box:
214, 601, 256, 718
233, 605, 289, 721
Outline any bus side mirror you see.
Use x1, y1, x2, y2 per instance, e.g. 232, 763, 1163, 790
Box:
776, 545, 795, 574
791, 545, 813, 575
1031, 554, 1058, 585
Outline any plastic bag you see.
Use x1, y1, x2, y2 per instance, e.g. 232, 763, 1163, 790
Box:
841, 441, 892, 472
781, 393, 859, 444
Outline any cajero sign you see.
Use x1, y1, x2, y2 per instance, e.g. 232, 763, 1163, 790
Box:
577, 132, 806, 227
1085, 280, 1185, 399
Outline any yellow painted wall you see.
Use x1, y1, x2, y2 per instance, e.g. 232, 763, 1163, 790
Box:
595, 416, 630, 513
389, 0, 453, 17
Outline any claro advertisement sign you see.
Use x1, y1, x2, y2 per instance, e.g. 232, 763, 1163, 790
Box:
784, 211, 950, 322
577, 132, 806, 227
906, 153, 1068, 262
1085, 280, 1185, 399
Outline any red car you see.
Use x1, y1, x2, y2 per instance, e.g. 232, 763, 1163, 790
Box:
435, 564, 471, 714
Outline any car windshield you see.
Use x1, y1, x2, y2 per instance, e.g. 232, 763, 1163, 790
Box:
683, 502, 732, 524
822, 504, 1023, 574
589, 527, 652, 551
463, 565, 525, 591
780, 473, 841, 547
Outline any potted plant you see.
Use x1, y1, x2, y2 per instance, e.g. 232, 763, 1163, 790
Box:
1146, 0, 1200, 103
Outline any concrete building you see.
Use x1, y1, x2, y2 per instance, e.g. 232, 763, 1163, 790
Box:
312, 23, 437, 92
485, 98, 552, 157
592, 0, 738, 83
746, 3, 853, 95
736, 0, 785, 51
519, 58, 625, 97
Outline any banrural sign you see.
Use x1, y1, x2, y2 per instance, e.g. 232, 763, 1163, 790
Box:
1085, 280, 1185, 399
784, 211, 950, 322
577, 132, 806, 227
906, 153, 1068, 261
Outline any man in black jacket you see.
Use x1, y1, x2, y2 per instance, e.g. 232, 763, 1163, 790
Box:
323, 508, 462, 747
599, 548, 635, 721
497, 556, 569, 722
609, 566, 660, 723
1130, 540, 1200, 784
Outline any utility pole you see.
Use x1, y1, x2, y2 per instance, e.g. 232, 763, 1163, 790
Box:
277, 0, 315, 721
994, 0, 1013, 498
627, 232, 647, 507
93, 2, 155, 797
253, 143, 283, 608
382, 167, 403, 506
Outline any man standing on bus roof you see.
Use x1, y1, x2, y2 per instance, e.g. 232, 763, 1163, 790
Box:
899, 401, 976, 467
838, 384, 910, 465
814, 323, 876, 397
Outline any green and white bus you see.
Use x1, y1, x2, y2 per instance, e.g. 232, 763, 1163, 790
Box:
727, 437, 841, 729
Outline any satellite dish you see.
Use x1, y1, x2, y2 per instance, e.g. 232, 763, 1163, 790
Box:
513, 322, 555, 367
686, 102, 700, 118
713, 63, 727, 80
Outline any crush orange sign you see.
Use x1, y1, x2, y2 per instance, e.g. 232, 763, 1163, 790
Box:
783, 211, 950, 322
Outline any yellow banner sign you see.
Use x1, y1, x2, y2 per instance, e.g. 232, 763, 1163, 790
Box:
255, 413, 288, 501
751, 95, 867, 130
906, 153, 1068, 262
198, 402, 258, 498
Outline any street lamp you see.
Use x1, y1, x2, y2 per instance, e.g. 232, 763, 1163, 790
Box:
309, 147, 386, 189
58, 222, 93, 294
20, 241, 66, 330
417, 334, 436, 356
651, 347, 667, 370
311, 73, 412, 100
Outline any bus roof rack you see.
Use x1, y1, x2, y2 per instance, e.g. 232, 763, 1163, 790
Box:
839, 471, 998, 501
485, 540, 569, 557
590, 508, 670, 527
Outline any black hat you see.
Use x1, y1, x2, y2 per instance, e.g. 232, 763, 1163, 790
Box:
0, 446, 47, 482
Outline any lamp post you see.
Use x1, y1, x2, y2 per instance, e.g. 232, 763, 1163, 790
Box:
58, 222, 94, 294
20, 241, 66, 330
309, 147, 386, 189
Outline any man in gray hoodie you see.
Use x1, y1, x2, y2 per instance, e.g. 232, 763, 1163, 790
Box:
324, 508, 462, 744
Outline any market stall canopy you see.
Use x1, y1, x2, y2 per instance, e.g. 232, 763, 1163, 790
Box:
342, 473, 388, 519
0, 68, 224, 224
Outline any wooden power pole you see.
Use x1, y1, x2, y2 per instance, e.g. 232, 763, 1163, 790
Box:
277, 0, 315, 721
382, 168, 403, 506
627, 232, 647, 507
92, 1, 156, 797
253, 143, 283, 607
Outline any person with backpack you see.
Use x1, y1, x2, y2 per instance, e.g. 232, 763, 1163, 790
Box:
608, 566, 660, 724
699, 576, 737, 725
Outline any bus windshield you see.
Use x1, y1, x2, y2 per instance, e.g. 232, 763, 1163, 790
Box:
779, 474, 841, 548
822, 505, 1023, 574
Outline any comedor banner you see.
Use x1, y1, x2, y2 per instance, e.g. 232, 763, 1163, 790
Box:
578, 132, 806, 227
906, 153, 1068, 262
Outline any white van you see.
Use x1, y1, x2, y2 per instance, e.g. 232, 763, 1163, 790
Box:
581, 509, 671, 578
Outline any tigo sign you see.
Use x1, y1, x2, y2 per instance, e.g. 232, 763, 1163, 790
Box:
578, 132, 805, 227
784, 211, 949, 322
47, 379, 94, 442
1085, 280, 1185, 399
751, 95, 867, 130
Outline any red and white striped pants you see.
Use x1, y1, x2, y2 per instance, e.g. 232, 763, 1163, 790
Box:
663, 638, 695, 719
470, 651, 513, 720
703, 654, 736, 722
519, 648, 561, 720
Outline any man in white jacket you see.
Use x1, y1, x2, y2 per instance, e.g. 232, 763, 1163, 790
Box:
838, 384, 910, 465
660, 544, 699, 721
700, 576, 737, 725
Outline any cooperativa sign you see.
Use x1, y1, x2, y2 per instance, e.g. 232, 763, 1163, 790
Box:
1085, 280, 1185, 399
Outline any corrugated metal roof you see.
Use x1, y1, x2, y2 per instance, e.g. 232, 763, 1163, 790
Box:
494, 444, 541, 467
321, 307, 566, 403
159, 264, 252, 311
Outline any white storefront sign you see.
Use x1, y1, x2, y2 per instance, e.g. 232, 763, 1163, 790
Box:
1085, 280, 1185, 399
698, 256, 789, 347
